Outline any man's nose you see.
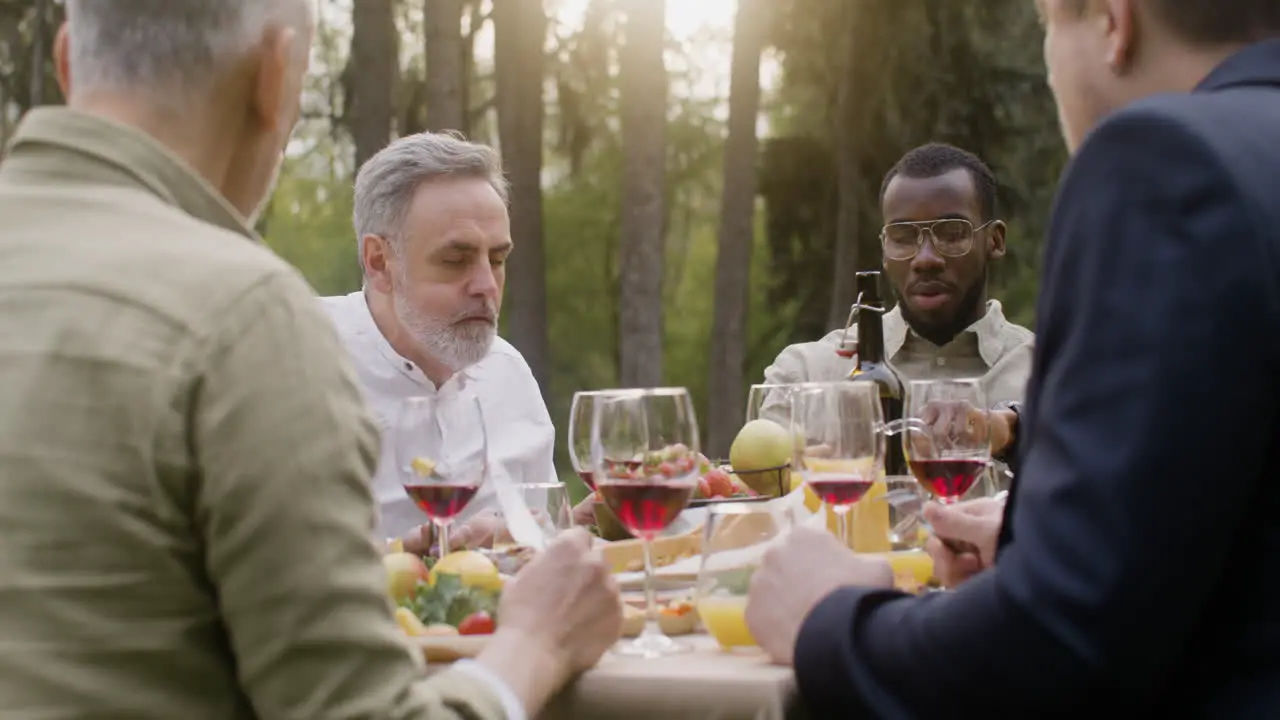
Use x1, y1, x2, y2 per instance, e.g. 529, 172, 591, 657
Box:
910, 232, 947, 274
467, 262, 501, 300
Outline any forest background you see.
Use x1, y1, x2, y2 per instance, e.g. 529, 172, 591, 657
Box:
0, 0, 1066, 499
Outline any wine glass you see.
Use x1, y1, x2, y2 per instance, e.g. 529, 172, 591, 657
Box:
900, 378, 992, 505
746, 383, 794, 425
790, 382, 884, 545
393, 392, 488, 557
493, 482, 575, 549
591, 387, 700, 658
569, 390, 629, 497
695, 502, 794, 652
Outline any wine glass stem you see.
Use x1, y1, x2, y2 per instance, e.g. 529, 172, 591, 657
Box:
640, 536, 661, 639
835, 507, 851, 547
437, 521, 450, 557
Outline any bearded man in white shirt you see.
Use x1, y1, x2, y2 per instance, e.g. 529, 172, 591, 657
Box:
322, 132, 576, 553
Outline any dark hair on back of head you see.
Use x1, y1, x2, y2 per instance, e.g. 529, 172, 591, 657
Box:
1064, 0, 1280, 45
879, 143, 998, 221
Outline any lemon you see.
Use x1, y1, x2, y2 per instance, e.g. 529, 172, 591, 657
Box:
386, 538, 405, 554
394, 607, 429, 636
429, 550, 503, 592
410, 457, 437, 478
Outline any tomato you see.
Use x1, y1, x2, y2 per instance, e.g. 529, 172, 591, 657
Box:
458, 611, 495, 635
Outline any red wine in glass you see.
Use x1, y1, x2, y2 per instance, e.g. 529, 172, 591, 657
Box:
404, 482, 480, 521
577, 470, 598, 492
909, 458, 988, 503
599, 481, 694, 540
807, 475, 875, 508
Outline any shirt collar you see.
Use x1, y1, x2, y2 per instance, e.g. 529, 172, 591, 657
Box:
885, 299, 1012, 368
3, 107, 257, 240
345, 290, 479, 391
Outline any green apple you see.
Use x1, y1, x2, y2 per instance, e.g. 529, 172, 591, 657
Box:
729, 419, 793, 471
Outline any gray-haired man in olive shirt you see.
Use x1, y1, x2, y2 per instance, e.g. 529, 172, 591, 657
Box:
0, 2, 621, 718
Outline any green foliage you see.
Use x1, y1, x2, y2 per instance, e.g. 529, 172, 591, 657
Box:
401, 573, 500, 628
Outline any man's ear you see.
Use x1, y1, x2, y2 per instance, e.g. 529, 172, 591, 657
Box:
1101, 0, 1138, 75
53, 23, 71, 97
252, 25, 297, 132
362, 234, 396, 294
988, 220, 1007, 260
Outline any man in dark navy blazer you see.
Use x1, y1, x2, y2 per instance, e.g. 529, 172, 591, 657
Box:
746, 1, 1280, 716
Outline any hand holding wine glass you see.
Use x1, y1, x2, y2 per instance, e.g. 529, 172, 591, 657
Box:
393, 392, 488, 557
591, 387, 700, 658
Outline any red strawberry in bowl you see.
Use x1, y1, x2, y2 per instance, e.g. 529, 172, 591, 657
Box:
703, 467, 735, 498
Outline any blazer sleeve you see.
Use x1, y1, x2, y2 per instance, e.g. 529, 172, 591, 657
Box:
793, 106, 1278, 716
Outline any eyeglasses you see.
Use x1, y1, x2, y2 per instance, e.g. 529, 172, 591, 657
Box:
880, 219, 995, 261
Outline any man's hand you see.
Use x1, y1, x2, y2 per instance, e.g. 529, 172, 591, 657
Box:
922, 497, 1004, 587
572, 496, 597, 527
477, 529, 622, 713
989, 408, 1017, 458
745, 527, 894, 666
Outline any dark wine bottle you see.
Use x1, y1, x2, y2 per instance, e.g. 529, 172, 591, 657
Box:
847, 270, 908, 476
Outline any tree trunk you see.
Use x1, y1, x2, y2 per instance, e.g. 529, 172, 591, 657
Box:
616, 0, 667, 389
827, 3, 862, 330
707, 0, 767, 457
349, 0, 397, 170
424, 0, 466, 133
494, 0, 551, 401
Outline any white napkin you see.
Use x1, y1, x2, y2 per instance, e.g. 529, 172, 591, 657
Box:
487, 464, 546, 550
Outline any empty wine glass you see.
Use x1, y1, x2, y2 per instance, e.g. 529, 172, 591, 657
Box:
393, 392, 488, 557
569, 390, 630, 497
493, 482, 575, 549
899, 378, 992, 505
592, 387, 700, 658
745, 383, 794, 425
791, 382, 884, 545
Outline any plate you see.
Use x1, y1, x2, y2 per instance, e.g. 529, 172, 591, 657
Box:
414, 634, 489, 662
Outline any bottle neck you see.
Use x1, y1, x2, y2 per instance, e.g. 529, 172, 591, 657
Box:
857, 304, 887, 366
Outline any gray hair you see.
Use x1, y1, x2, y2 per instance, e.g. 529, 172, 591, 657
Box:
65, 0, 311, 99
353, 131, 509, 274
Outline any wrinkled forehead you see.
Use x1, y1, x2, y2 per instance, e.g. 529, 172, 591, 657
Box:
881, 169, 980, 224
401, 178, 512, 254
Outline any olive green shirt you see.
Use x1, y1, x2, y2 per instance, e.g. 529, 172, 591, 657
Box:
0, 108, 507, 719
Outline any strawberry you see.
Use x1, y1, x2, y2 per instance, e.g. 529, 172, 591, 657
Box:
703, 468, 734, 498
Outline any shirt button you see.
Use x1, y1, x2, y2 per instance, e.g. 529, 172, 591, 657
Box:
404, 362, 414, 371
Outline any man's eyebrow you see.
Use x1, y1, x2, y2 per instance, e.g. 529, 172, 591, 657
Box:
885, 213, 971, 224
436, 239, 514, 254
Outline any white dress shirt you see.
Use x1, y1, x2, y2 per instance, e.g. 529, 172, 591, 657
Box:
320, 291, 558, 541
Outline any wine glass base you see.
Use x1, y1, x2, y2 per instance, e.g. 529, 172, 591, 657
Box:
612, 633, 692, 659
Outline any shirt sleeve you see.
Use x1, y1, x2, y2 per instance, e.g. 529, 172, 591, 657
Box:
191, 269, 510, 720
454, 660, 528, 720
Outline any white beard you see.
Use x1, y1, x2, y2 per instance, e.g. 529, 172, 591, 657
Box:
393, 287, 497, 373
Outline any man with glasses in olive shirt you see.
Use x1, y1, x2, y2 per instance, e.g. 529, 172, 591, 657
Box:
763, 143, 1033, 459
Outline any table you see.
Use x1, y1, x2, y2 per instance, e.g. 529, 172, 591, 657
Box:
538, 635, 804, 720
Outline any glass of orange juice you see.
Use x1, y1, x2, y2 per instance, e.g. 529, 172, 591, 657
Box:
695, 501, 793, 651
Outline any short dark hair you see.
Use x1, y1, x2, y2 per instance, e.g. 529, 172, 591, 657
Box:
1065, 0, 1280, 45
879, 143, 998, 221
